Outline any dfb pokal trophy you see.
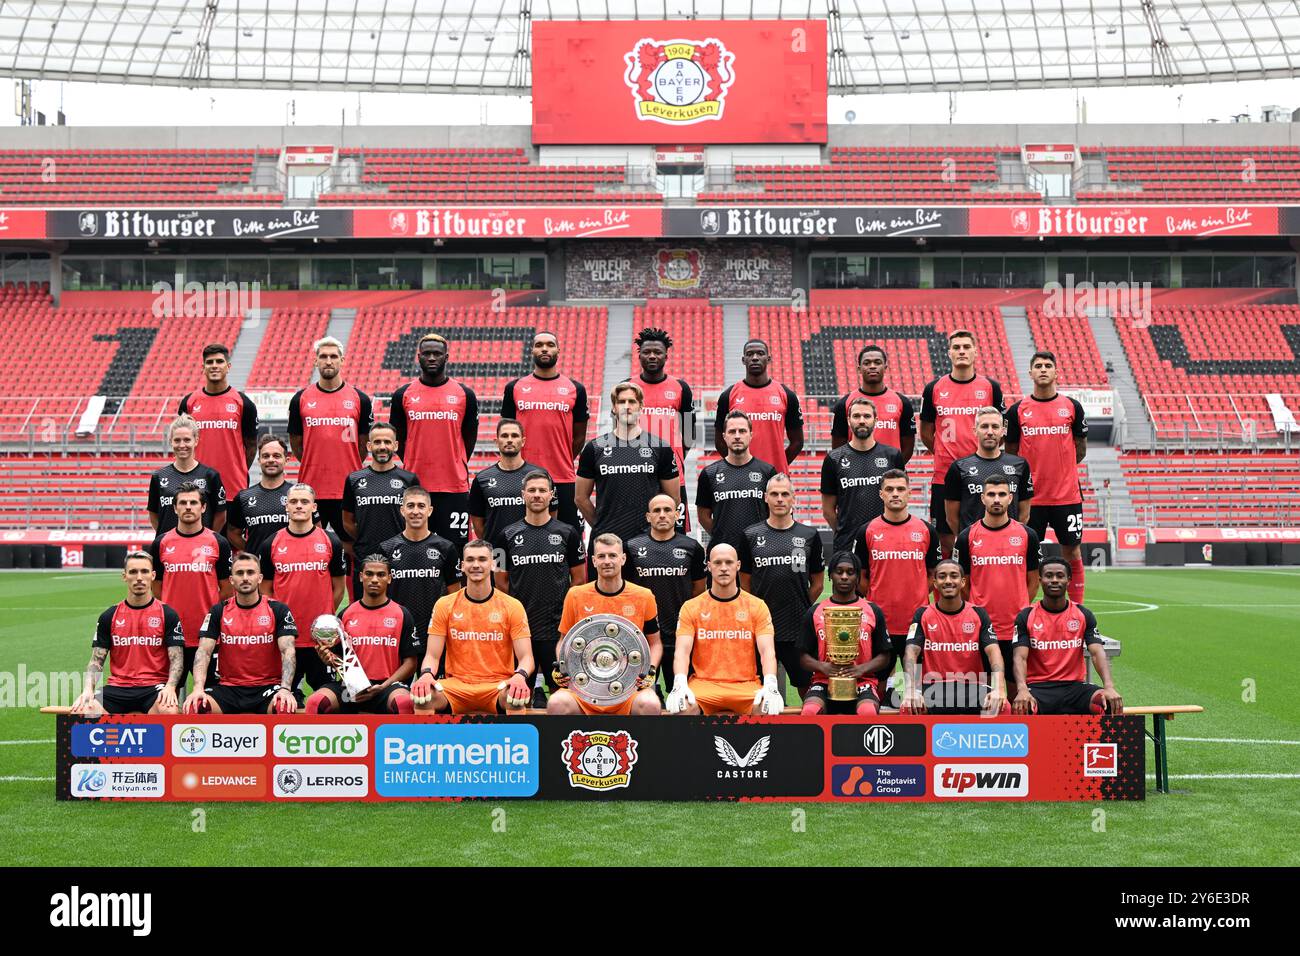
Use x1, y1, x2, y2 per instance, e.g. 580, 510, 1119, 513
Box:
556, 614, 650, 708
311, 614, 370, 703
822, 605, 863, 701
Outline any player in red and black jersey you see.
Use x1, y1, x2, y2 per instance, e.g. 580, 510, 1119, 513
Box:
1012, 557, 1121, 716
288, 335, 373, 544
830, 344, 916, 460
1005, 351, 1090, 604
799, 553, 892, 715
714, 339, 804, 473
73, 551, 185, 716
389, 333, 480, 551
184, 553, 298, 715
177, 342, 258, 497
920, 329, 1003, 553
501, 331, 590, 531
148, 414, 226, 535
635, 326, 694, 532
305, 554, 420, 715
900, 559, 1008, 715
944, 408, 1033, 532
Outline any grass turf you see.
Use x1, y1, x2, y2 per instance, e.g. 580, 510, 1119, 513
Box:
1, 567, 1298, 866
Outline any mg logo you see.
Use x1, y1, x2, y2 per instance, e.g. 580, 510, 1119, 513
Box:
862, 725, 895, 756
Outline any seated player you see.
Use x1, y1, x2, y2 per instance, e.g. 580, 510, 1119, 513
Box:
305, 554, 420, 715
72, 551, 185, 716
798, 552, 892, 716
547, 533, 662, 716
1012, 557, 1123, 716
182, 552, 299, 715
899, 559, 1009, 716
410, 539, 533, 715
667, 543, 784, 716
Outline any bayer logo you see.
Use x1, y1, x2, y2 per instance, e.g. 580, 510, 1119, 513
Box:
178, 726, 206, 754
652, 57, 705, 105
580, 743, 619, 779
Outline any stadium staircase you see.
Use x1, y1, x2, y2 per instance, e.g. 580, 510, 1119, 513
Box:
721, 304, 750, 384
226, 311, 268, 390
1083, 446, 1142, 565
1087, 310, 1155, 447
998, 306, 1038, 394
603, 303, 636, 405
324, 309, 359, 375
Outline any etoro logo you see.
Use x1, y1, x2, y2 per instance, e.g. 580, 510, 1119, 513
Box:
274, 724, 369, 758
933, 763, 1029, 798
562, 729, 638, 791
623, 37, 735, 125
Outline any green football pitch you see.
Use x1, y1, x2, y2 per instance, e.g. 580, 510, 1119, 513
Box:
2, 568, 1298, 867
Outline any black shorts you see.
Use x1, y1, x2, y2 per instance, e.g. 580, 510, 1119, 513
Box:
804, 682, 879, 714
551, 483, 581, 533
102, 684, 165, 714
774, 640, 811, 692
207, 683, 283, 715
930, 485, 953, 536
1028, 680, 1102, 715
1027, 503, 1084, 547
532, 639, 560, 692
314, 681, 409, 713
293, 646, 333, 694
921, 680, 994, 714
315, 499, 353, 542
181, 645, 219, 690
428, 491, 470, 552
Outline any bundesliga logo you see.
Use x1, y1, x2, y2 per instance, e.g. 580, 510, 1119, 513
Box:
562, 730, 638, 791
623, 38, 735, 125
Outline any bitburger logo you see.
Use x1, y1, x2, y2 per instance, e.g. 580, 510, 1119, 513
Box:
77, 211, 99, 236
561, 729, 638, 791
623, 38, 735, 125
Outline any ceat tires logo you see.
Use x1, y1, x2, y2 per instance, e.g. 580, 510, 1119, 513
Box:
562, 730, 638, 791
1083, 743, 1118, 777
623, 38, 735, 125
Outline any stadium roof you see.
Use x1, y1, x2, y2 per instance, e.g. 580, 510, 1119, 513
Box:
2, 1, 1300, 96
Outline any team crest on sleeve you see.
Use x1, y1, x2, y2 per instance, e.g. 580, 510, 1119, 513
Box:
623, 38, 735, 124
548, 534, 563, 546
748, 472, 761, 482
875, 457, 889, 468
562, 730, 638, 791
390, 478, 404, 489
489, 612, 503, 624
672, 548, 687, 560
1002, 465, 1017, 475
910, 531, 924, 542
426, 548, 438, 560
1009, 536, 1023, 546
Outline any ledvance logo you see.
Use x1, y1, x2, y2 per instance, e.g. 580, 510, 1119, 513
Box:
375, 724, 539, 798
934, 763, 1029, 798
932, 723, 1029, 758
274, 724, 368, 758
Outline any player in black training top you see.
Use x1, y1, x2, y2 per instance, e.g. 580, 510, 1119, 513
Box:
343, 423, 420, 583
739, 473, 825, 696
378, 486, 460, 640
148, 413, 226, 534
820, 396, 906, 555
576, 381, 679, 569
496, 469, 586, 705
625, 492, 707, 690
469, 417, 549, 549
696, 410, 777, 555
944, 407, 1032, 532
226, 434, 291, 555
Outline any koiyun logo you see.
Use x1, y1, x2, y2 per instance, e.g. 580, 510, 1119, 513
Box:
49, 885, 151, 936
274, 724, 368, 757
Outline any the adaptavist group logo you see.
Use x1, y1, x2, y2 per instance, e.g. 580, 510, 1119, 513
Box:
562, 729, 638, 791
623, 38, 736, 124
656, 248, 703, 290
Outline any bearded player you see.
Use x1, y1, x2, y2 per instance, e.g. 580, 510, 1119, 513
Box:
799, 553, 891, 716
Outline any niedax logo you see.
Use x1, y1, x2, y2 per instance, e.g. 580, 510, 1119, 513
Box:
623, 37, 736, 125
932, 723, 1029, 758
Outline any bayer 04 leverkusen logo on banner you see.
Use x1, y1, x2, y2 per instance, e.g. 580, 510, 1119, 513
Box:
561, 729, 639, 791
623, 38, 736, 125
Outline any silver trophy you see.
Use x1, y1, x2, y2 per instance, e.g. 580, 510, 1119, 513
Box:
556, 614, 650, 708
311, 613, 371, 703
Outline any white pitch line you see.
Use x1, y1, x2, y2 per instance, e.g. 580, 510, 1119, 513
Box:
1088, 599, 1160, 615
0, 776, 54, 782
1167, 736, 1300, 745
1145, 773, 1300, 780
0, 738, 55, 745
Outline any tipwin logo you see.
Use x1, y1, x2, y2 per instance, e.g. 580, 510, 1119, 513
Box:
1084, 743, 1118, 777
562, 729, 638, 791
933, 764, 1029, 797
623, 37, 735, 125
50, 885, 151, 936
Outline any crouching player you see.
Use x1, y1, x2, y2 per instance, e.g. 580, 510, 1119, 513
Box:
183, 552, 299, 715
306, 555, 420, 715
900, 559, 1008, 716
411, 539, 534, 714
799, 552, 892, 715
666, 543, 784, 715
1012, 557, 1122, 715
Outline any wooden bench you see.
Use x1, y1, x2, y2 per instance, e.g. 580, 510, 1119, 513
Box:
1121, 705, 1205, 794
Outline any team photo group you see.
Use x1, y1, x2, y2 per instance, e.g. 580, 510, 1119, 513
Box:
72, 324, 1122, 723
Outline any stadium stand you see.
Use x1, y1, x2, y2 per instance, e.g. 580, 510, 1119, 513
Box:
1026, 307, 1109, 386
1078, 146, 1300, 203
631, 301, 727, 391
1121, 452, 1300, 525
244, 308, 333, 389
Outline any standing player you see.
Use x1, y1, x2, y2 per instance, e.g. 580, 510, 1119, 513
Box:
226, 434, 291, 555
945, 408, 1033, 533
501, 331, 589, 529
177, 343, 258, 496
857, 470, 942, 691
72, 552, 185, 716
714, 339, 804, 473
378, 486, 460, 642
739, 474, 824, 696
799, 553, 892, 716
1005, 351, 1090, 603
389, 333, 480, 550
830, 344, 916, 461
147, 414, 226, 534
183, 553, 298, 715
148, 483, 233, 691
696, 411, 777, 555
920, 329, 1003, 554
625, 494, 707, 691
821, 397, 905, 555
1012, 557, 1121, 715
900, 559, 1008, 715
576, 382, 679, 561
496, 471, 585, 706
259, 483, 346, 694
342, 423, 420, 581
469, 418, 547, 547
667, 544, 784, 716
410, 540, 533, 715
953, 476, 1040, 696
304, 554, 420, 715
288, 336, 372, 543
547, 534, 662, 716
634, 327, 694, 531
